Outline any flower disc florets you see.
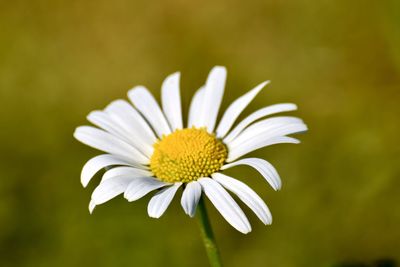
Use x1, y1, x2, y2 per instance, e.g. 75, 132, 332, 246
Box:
150, 128, 228, 183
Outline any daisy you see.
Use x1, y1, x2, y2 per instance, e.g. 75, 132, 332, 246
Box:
74, 66, 307, 234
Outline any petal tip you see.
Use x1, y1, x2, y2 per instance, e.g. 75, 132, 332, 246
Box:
148, 213, 161, 219
81, 180, 88, 188
241, 227, 252, 234
163, 72, 181, 86
170, 71, 181, 79
89, 201, 96, 214
128, 85, 147, 98
276, 185, 282, 191
259, 80, 271, 88
213, 65, 227, 71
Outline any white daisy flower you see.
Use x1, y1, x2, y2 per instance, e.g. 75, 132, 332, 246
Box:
74, 66, 307, 234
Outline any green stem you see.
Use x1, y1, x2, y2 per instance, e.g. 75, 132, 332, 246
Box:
196, 196, 223, 267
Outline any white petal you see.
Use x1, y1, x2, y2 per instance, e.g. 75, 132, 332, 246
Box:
87, 111, 150, 158
102, 166, 153, 182
222, 158, 282, 190
105, 100, 156, 154
216, 81, 269, 138
74, 126, 149, 165
198, 177, 251, 234
229, 123, 307, 154
227, 136, 301, 162
224, 103, 298, 143
196, 66, 227, 132
80, 154, 139, 188
89, 200, 96, 214
227, 116, 305, 148
148, 183, 182, 218
212, 173, 272, 224
128, 86, 171, 137
180, 181, 202, 217
162, 72, 183, 130
124, 177, 169, 202
91, 176, 134, 205
87, 111, 127, 142
188, 87, 205, 128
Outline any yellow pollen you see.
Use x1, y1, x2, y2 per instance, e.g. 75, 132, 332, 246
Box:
150, 128, 228, 183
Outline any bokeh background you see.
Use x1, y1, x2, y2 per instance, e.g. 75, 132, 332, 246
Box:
1, 0, 399, 266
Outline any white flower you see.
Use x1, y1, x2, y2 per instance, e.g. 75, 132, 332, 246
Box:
74, 66, 307, 234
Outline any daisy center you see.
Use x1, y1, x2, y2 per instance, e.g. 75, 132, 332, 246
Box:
150, 128, 228, 183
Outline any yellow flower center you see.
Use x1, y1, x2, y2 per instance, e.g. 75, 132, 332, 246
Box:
150, 128, 228, 183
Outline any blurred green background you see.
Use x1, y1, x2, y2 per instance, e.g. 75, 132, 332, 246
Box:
1, 0, 399, 266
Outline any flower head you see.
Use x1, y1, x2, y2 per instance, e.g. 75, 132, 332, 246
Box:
150, 128, 227, 183
74, 66, 307, 234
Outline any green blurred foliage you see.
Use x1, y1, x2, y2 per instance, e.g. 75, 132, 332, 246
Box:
0, 0, 399, 266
